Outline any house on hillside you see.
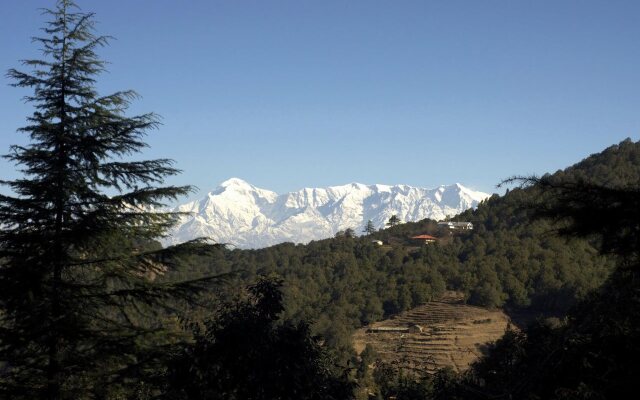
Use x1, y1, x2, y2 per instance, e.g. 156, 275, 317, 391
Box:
438, 221, 474, 230
410, 234, 437, 245
371, 240, 383, 246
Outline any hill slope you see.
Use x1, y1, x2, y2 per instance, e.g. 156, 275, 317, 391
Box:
171, 139, 638, 361
353, 293, 511, 374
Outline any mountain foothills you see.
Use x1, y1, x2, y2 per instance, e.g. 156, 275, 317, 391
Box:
169, 140, 639, 364
164, 180, 489, 248
159, 139, 640, 399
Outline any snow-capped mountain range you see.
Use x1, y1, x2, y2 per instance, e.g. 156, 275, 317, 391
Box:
162, 178, 490, 249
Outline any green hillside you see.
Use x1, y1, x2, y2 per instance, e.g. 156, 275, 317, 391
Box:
170, 139, 639, 355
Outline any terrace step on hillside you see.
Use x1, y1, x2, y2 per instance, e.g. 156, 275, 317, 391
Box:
352, 292, 511, 374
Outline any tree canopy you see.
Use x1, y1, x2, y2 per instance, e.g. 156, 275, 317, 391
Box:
0, 1, 214, 398
386, 215, 401, 228
165, 277, 353, 400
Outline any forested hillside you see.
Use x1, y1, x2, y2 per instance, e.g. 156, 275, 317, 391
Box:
4, 1, 636, 397
168, 139, 639, 355
398, 139, 640, 400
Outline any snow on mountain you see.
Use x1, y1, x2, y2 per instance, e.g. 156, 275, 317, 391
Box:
162, 178, 491, 249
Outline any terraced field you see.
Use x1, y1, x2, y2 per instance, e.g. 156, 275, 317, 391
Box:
352, 293, 511, 374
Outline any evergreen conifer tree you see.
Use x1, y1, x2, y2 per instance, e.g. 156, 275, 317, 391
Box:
344, 227, 355, 238
363, 220, 376, 235
386, 215, 400, 228
0, 1, 213, 398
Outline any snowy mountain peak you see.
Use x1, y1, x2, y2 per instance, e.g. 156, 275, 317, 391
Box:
213, 177, 258, 194
163, 179, 491, 249
210, 178, 277, 200
219, 177, 252, 188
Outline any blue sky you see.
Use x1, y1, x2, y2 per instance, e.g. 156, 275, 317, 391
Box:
1, 1, 639, 201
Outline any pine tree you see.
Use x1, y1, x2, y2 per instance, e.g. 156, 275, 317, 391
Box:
386, 215, 401, 228
363, 219, 376, 235
0, 1, 212, 398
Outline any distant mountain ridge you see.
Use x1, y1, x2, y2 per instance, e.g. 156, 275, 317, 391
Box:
162, 178, 490, 249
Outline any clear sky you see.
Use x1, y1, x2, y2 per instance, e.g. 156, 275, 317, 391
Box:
1, 1, 639, 201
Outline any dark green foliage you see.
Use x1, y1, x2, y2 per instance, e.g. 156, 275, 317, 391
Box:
364, 220, 376, 235
386, 215, 401, 228
368, 361, 461, 400
172, 238, 452, 360
444, 142, 640, 399
0, 1, 215, 398
465, 269, 640, 398
503, 176, 640, 260
164, 277, 354, 400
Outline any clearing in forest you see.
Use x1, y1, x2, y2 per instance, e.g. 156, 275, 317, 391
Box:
352, 292, 511, 374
